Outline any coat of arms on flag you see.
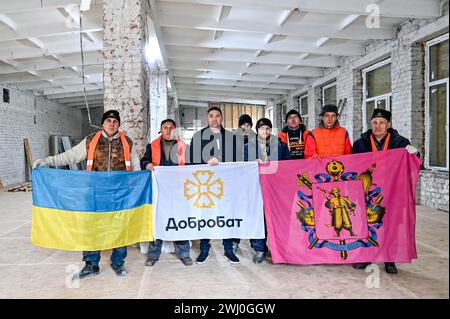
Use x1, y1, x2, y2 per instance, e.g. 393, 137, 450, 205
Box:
260, 149, 421, 264
297, 161, 381, 260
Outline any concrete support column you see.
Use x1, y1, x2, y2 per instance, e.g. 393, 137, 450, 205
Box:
103, 0, 149, 157
391, 41, 425, 154
149, 70, 168, 142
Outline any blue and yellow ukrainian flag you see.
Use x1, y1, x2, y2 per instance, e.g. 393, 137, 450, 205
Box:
31, 167, 153, 251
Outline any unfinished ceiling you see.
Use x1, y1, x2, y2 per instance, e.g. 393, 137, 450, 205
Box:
0, 0, 444, 107
0, 0, 104, 108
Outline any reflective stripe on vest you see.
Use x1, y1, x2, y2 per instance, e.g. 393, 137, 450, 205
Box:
151, 136, 186, 166
86, 131, 132, 171
119, 131, 132, 171
312, 126, 347, 158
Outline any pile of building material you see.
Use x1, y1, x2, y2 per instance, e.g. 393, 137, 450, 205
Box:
7, 183, 32, 192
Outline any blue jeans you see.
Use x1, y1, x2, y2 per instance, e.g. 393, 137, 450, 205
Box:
200, 239, 234, 253
148, 240, 190, 260
83, 246, 127, 268
250, 239, 267, 253
229, 238, 267, 253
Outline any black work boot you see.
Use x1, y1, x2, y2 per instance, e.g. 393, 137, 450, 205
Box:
76, 262, 100, 279
112, 264, 127, 277
385, 262, 398, 274
352, 262, 371, 270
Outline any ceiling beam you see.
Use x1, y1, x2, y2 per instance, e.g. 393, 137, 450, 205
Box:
158, 14, 394, 41
157, 0, 442, 19
176, 83, 289, 95
56, 94, 104, 104
174, 77, 299, 90
163, 34, 364, 56
167, 48, 340, 68
66, 98, 104, 107
173, 69, 309, 85
41, 83, 103, 95
180, 96, 267, 105
0, 54, 102, 75
0, 43, 102, 61
0, 13, 18, 31
169, 59, 323, 77
46, 89, 104, 100
0, 19, 102, 43
0, 0, 86, 14
177, 91, 273, 103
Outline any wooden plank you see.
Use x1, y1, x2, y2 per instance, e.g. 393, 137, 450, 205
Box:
251, 106, 258, 124
220, 104, 226, 127
232, 104, 239, 129
257, 106, 264, 121
245, 105, 252, 118
24, 138, 33, 169
225, 104, 232, 129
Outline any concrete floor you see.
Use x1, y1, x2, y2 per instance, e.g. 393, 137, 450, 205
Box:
0, 191, 448, 299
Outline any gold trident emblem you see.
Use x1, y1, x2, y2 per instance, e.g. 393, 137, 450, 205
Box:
184, 170, 224, 208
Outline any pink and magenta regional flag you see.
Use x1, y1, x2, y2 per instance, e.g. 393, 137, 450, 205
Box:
259, 148, 421, 265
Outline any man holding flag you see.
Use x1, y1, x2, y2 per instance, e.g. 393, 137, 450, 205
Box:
304, 104, 352, 159
188, 107, 239, 264
140, 119, 193, 267
352, 108, 419, 274
33, 110, 141, 278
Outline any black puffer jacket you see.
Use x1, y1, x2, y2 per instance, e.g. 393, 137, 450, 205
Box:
352, 128, 410, 154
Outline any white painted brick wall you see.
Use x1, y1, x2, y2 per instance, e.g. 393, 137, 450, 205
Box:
418, 171, 449, 211
269, 4, 449, 211
0, 87, 83, 187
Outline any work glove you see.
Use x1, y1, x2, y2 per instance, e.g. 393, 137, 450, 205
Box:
32, 158, 49, 169
406, 145, 418, 154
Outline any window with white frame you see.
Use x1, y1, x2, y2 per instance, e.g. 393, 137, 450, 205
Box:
265, 106, 274, 123
278, 102, 287, 128
322, 82, 337, 106
362, 59, 392, 131
298, 94, 309, 128
426, 34, 449, 170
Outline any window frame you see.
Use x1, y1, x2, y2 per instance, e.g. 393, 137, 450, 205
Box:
265, 106, 274, 123
321, 81, 337, 106
425, 33, 449, 171
362, 58, 392, 132
298, 94, 309, 128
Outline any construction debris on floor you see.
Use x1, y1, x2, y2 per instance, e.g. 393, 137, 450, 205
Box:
7, 183, 32, 192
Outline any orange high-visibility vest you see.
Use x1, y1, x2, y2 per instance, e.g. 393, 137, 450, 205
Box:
86, 131, 132, 171
370, 133, 391, 152
311, 126, 348, 157
151, 136, 186, 166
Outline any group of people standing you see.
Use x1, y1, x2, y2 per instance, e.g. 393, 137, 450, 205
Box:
33, 103, 418, 279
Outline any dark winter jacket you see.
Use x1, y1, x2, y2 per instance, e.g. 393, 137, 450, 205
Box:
352, 128, 410, 154
188, 126, 236, 164
244, 136, 291, 162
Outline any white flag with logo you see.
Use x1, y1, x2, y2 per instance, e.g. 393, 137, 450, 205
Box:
153, 162, 265, 240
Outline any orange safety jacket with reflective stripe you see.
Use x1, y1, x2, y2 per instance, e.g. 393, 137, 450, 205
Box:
86, 131, 132, 171
304, 125, 352, 158
151, 136, 186, 166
